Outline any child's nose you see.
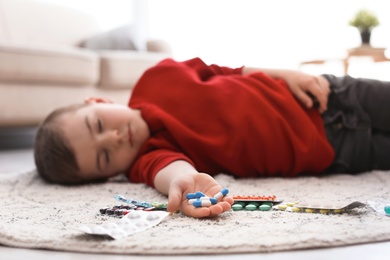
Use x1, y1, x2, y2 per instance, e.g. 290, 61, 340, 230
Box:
99, 129, 126, 147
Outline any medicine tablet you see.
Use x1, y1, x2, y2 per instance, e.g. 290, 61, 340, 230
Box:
278, 205, 288, 210
384, 205, 390, 215
232, 204, 243, 211
291, 207, 301, 212
262, 202, 273, 207
319, 209, 329, 214
193, 200, 212, 208
245, 204, 257, 211
259, 204, 271, 211
333, 209, 344, 214
305, 208, 315, 213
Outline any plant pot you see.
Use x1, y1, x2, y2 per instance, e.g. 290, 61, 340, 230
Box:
360, 29, 371, 45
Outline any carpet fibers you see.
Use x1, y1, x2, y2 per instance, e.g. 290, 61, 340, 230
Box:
0, 170, 390, 255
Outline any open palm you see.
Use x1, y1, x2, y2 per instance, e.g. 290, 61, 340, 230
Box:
167, 173, 233, 218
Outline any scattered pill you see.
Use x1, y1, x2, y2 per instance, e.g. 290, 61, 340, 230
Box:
305, 208, 316, 213
278, 205, 288, 210
291, 207, 301, 212
384, 205, 390, 215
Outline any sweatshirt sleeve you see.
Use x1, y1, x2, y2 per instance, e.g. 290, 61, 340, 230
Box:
182, 57, 243, 80
128, 149, 195, 187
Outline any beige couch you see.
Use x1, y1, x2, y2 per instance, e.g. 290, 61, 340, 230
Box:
0, 0, 172, 127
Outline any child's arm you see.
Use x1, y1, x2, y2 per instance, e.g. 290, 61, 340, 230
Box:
153, 160, 233, 218
242, 67, 330, 113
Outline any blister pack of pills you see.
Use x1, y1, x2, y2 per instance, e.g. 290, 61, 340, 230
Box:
231, 195, 283, 211
79, 210, 169, 239
274, 201, 366, 214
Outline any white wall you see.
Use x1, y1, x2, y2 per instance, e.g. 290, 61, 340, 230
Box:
147, 0, 390, 69
40, 0, 390, 78
39, 0, 136, 31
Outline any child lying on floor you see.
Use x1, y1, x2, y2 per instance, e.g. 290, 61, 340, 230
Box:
34, 57, 390, 218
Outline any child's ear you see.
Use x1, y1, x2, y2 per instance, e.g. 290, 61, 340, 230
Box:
84, 97, 113, 104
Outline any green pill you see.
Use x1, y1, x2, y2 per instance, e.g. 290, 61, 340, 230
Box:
384, 205, 390, 215
245, 204, 257, 211
232, 204, 243, 211
259, 204, 271, 211
262, 202, 273, 207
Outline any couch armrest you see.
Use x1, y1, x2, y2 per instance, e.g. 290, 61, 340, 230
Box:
0, 43, 99, 85
98, 51, 171, 89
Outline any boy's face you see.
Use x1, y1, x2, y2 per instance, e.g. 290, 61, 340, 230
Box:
60, 103, 150, 181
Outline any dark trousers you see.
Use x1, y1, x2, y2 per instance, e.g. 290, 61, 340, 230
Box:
322, 74, 390, 173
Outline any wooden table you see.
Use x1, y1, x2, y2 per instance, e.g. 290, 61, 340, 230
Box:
300, 45, 389, 75
343, 45, 388, 74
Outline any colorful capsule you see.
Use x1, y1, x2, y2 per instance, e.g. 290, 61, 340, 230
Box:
186, 191, 206, 200
214, 188, 229, 200
188, 197, 212, 204
193, 200, 212, 208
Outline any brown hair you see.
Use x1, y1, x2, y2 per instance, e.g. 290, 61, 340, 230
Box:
34, 103, 88, 185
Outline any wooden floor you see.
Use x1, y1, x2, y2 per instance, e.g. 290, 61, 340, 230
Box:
1, 147, 390, 260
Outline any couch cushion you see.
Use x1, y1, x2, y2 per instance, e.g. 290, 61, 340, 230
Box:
80, 24, 138, 51
98, 51, 171, 89
0, 43, 99, 85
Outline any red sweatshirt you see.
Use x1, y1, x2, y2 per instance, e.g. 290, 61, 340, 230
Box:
128, 58, 334, 187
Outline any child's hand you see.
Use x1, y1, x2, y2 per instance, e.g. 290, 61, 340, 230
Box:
167, 173, 233, 218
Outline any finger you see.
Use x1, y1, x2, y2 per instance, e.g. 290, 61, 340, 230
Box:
84, 97, 96, 104
166, 184, 183, 213
294, 89, 314, 109
312, 77, 329, 113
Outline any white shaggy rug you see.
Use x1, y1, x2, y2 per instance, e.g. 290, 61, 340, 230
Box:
0, 169, 390, 255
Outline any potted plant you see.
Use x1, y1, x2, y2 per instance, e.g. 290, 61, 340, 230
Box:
349, 9, 379, 45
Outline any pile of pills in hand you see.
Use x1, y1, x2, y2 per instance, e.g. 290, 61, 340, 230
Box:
186, 188, 229, 208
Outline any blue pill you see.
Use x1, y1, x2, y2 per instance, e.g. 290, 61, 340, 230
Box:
221, 188, 229, 196
186, 191, 205, 199
214, 188, 229, 200
209, 198, 218, 204
193, 200, 212, 208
